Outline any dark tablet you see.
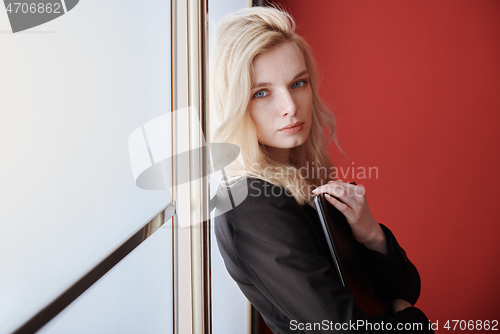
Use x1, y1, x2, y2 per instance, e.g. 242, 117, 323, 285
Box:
313, 193, 393, 318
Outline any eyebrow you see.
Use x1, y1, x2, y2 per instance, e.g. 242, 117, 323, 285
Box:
251, 70, 309, 89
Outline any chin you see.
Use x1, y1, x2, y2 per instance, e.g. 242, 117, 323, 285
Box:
285, 135, 309, 149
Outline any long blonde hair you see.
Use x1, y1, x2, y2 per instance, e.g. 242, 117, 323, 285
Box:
211, 6, 340, 204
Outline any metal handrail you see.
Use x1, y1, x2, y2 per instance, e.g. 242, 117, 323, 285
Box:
13, 201, 176, 334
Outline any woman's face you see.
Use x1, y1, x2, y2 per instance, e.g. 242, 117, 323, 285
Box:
249, 42, 312, 161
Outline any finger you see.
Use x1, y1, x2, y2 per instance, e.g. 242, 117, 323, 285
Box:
324, 194, 355, 222
334, 181, 366, 199
326, 180, 358, 189
328, 184, 361, 211
315, 183, 360, 212
330, 181, 362, 199
351, 184, 366, 199
313, 182, 345, 197
331, 182, 368, 209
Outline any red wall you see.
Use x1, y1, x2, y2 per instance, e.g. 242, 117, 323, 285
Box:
278, 0, 500, 326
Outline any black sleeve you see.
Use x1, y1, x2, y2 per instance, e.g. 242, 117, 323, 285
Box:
365, 224, 421, 305
227, 179, 431, 333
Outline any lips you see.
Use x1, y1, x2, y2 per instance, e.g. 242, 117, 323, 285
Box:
279, 122, 305, 134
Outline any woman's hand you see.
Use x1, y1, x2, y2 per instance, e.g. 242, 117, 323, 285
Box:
393, 298, 412, 313
312, 180, 388, 256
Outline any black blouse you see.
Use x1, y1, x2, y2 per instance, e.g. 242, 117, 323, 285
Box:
214, 177, 432, 333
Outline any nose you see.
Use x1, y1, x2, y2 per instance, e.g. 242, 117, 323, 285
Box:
280, 90, 297, 117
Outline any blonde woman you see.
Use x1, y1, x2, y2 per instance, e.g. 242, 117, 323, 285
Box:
212, 7, 432, 333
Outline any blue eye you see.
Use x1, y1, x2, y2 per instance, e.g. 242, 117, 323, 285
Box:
292, 80, 308, 88
254, 90, 268, 98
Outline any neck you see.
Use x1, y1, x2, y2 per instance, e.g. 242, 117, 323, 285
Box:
265, 146, 290, 165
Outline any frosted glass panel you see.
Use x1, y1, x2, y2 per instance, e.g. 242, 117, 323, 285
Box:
0, 1, 172, 333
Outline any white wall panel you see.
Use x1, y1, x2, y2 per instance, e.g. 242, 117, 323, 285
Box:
208, 1, 251, 333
